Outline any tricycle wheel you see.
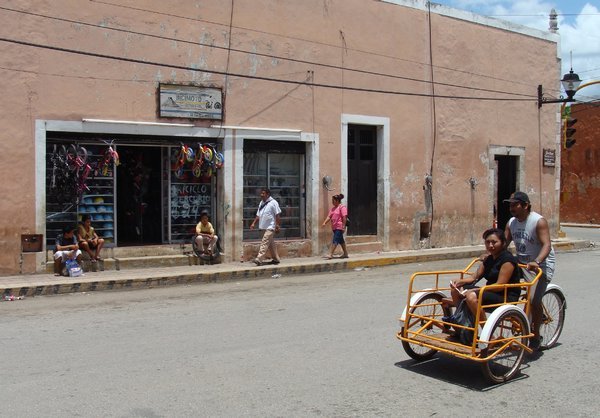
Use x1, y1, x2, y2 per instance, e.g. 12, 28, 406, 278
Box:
481, 309, 528, 383
539, 288, 566, 350
402, 294, 449, 361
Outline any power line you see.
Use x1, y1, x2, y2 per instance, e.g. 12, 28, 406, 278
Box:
0, 64, 152, 83
0, 36, 535, 103
580, 67, 600, 74
82, 1, 538, 94
488, 13, 600, 17
0, 5, 535, 98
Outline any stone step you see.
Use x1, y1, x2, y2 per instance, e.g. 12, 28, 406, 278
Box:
115, 254, 193, 270
111, 244, 193, 257
346, 240, 384, 254
46, 244, 193, 260
345, 235, 379, 245
44, 252, 221, 273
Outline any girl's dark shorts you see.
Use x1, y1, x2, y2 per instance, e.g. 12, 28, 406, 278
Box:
332, 229, 345, 245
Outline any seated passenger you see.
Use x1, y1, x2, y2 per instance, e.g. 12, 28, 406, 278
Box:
443, 228, 521, 322
54, 225, 83, 276
77, 214, 105, 262
195, 211, 218, 256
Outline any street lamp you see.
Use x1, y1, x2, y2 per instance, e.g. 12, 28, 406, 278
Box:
538, 68, 582, 108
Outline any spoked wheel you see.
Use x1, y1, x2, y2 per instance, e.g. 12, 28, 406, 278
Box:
192, 235, 221, 262
481, 309, 529, 383
401, 294, 450, 361
192, 235, 204, 257
539, 289, 566, 350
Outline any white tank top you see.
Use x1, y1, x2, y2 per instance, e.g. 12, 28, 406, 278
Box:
508, 211, 555, 280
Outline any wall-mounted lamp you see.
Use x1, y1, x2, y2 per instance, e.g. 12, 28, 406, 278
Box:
322, 175, 333, 191
538, 67, 581, 108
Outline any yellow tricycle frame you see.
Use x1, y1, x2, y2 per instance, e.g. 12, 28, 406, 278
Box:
397, 258, 542, 381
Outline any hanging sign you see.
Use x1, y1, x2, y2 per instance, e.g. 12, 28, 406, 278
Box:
543, 148, 556, 167
159, 84, 223, 120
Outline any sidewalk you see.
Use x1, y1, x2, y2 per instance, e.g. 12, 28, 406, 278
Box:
1, 238, 592, 298
561, 222, 600, 229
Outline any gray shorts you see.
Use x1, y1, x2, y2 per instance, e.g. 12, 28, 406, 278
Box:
531, 272, 549, 306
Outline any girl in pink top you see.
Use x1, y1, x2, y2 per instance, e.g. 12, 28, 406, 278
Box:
321, 194, 349, 259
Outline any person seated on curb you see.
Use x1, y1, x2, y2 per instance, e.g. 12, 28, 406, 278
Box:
442, 228, 521, 324
77, 214, 105, 262
195, 210, 218, 256
54, 225, 83, 276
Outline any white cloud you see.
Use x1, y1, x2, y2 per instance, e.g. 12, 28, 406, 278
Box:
441, 1, 600, 99
558, 4, 600, 99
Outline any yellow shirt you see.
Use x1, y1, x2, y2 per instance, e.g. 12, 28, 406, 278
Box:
78, 225, 95, 241
196, 221, 214, 235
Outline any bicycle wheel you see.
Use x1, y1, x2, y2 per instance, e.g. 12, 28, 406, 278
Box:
184, 146, 195, 162
215, 151, 224, 169
481, 309, 528, 383
76, 145, 88, 165
110, 147, 120, 166
202, 146, 213, 162
401, 293, 449, 361
191, 235, 203, 258
539, 288, 566, 350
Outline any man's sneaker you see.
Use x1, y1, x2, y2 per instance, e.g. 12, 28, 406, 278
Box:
253, 258, 263, 266
271, 259, 280, 265
529, 336, 543, 351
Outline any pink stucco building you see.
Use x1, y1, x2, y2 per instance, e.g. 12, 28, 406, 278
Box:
0, 0, 564, 274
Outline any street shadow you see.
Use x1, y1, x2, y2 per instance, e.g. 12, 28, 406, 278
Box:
521, 341, 565, 364
522, 348, 546, 363
394, 354, 530, 391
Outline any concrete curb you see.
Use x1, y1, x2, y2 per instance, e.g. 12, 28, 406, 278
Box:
1, 240, 592, 298
561, 223, 600, 229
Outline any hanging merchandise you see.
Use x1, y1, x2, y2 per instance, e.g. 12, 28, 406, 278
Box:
173, 143, 224, 180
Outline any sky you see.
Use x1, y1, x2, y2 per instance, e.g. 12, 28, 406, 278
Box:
433, 0, 600, 100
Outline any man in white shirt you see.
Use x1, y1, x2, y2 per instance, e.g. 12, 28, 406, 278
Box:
250, 188, 281, 266
504, 191, 556, 350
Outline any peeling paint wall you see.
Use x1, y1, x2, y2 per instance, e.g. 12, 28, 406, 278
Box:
0, 0, 560, 274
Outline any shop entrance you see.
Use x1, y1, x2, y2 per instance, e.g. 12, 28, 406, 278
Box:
117, 146, 162, 245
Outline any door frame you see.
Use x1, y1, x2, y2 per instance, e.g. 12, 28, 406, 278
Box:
488, 145, 525, 228
341, 114, 390, 250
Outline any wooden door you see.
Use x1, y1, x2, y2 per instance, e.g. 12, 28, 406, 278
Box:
347, 125, 377, 235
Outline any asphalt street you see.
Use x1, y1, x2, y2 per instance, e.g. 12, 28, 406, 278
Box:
1, 239, 598, 417
562, 225, 600, 244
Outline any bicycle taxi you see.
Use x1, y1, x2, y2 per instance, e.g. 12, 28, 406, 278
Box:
397, 258, 566, 383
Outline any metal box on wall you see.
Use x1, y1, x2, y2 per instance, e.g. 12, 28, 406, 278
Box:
21, 234, 43, 252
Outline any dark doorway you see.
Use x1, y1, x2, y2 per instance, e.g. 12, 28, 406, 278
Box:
347, 124, 377, 235
117, 146, 162, 245
495, 155, 518, 230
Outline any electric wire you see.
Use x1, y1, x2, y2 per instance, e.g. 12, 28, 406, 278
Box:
0, 5, 536, 98
83, 0, 567, 92
0, 36, 537, 103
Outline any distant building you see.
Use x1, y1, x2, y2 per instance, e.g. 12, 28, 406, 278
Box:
561, 102, 600, 223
